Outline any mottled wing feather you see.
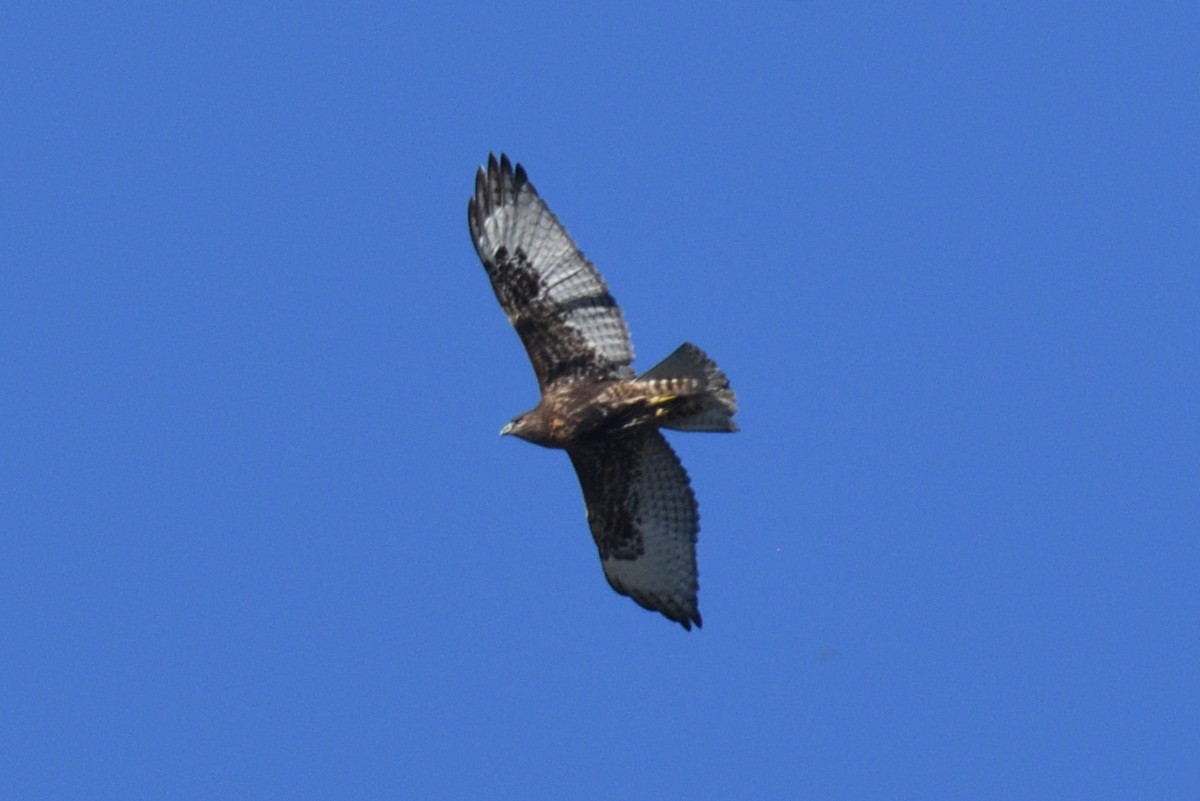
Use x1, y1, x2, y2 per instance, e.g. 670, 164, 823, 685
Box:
468, 153, 635, 391
567, 429, 702, 630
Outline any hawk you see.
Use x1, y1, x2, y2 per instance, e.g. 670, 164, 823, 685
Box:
467, 154, 738, 630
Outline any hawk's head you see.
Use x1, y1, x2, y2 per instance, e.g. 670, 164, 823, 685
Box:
499, 409, 558, 448
499, 414, 527, 439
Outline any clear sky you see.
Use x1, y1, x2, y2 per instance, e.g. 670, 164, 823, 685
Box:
3, 3, 1197, 799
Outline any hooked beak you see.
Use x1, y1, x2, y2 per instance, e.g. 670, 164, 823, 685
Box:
499, 421, 514, 437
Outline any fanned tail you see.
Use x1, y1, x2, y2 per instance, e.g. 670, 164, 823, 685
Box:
639, 343, 738, 432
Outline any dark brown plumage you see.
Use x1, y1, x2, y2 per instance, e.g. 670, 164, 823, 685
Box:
468, 153, 737, 630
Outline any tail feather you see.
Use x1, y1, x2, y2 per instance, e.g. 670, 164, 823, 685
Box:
640, 343, 738, 432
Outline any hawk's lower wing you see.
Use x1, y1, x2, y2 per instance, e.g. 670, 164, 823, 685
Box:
567, 429, 702, 630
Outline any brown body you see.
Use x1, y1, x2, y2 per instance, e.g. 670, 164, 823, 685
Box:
502, 370, 722, 449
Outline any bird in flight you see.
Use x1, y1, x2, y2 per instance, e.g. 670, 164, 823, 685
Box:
467, 154, 737, 630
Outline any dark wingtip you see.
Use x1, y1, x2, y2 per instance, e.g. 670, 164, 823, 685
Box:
474, 153, 533, 204
664, 603, 702, 631
487, 152, 531, 192
624, 588, 702, 632
470, 153, 515, 242
467, 160, 490, 245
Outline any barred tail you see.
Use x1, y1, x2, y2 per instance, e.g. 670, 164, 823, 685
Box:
640, 343, 738, 432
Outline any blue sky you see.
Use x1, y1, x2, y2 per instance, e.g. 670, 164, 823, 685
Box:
3, 3, 1197, 799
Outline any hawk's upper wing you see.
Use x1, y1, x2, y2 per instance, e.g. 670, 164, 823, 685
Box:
468, 154, 635, 391
567, 429, 702, 630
